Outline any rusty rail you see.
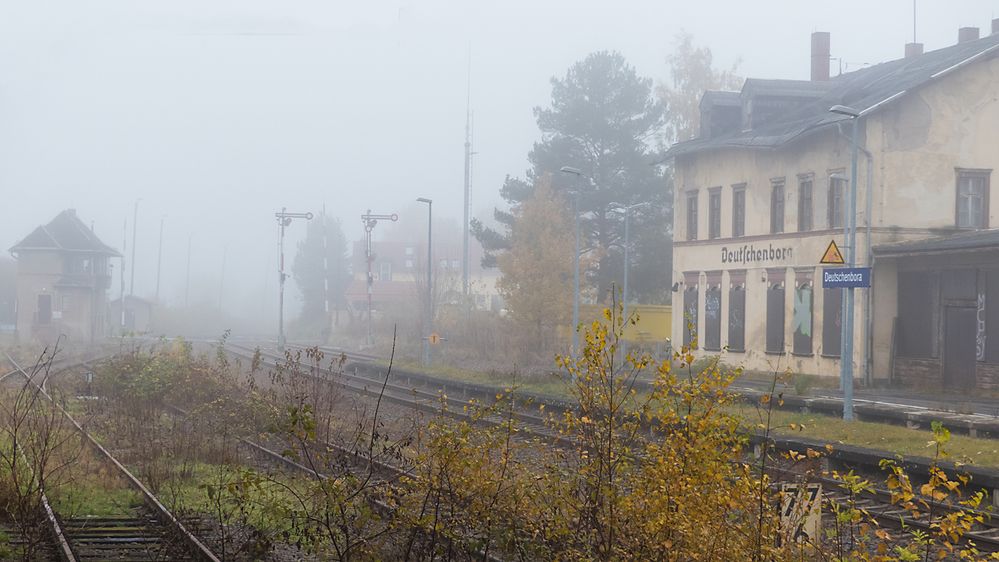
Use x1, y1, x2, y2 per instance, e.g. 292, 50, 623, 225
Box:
4, 353, 221, 562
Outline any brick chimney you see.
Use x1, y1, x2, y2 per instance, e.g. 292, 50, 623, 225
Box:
904, 42, 924, 59
811, 32, 830, 81
958, 26, 980, 43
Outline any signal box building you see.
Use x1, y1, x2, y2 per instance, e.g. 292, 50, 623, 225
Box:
9, 209, 119, 344
666, 25, 999, 390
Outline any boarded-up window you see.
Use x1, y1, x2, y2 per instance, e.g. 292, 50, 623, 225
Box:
798, 177, 813, 232
683, 284, 698, 347
793, 279, 813, 355
897, 272, 936, 358
828, 177, 845, 228
708, 188, 722, 239
766, 281, 785, 353
686, 191, 698, 241
728, 276, 746, 352
823, 287, 842, 356
732, 185, 746, 237
705, 283, 722, 350
770, 180, 785, 234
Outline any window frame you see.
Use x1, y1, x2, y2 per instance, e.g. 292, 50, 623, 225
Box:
686, 190, 699, 241
732, 184, 746, 238
797, 175, 813, 232
956, 168, 991, 229
770, 179, 785, 234
828, 175, 845, 229
708, 187, 722, 239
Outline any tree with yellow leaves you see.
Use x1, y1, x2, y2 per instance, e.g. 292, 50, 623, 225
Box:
497, 174, 575, 354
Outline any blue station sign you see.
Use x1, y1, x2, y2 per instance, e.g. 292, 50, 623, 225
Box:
822, 267, 871, 288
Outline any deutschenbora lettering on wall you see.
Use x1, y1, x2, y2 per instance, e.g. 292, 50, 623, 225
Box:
721, 244, 794, 265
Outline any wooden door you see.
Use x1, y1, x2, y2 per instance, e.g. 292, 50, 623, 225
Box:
944, 306, 977, 390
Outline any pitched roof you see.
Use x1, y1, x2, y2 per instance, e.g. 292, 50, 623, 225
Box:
873, 229, 999, 257
666, 33, 999, 158
10, 209, 121, 256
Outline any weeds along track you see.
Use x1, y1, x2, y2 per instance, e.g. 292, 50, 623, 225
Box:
2, 352, 221, 562
162, 403, 408, 515
226, 343, 565, 447
257, 342, 999, 554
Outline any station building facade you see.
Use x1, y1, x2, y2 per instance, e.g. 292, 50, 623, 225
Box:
666, 26, 999, 389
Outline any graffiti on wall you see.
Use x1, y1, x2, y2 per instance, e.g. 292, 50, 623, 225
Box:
977, 292, 987, 362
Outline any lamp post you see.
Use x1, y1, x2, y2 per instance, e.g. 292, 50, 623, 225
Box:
417, 198, 433, 367
275, 208, 313, 351
830, 104, 860, 421
559, 166, 583, 355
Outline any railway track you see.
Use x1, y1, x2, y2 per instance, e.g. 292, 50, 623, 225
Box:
233, 340, 999, 554
226, 342, 565, 447
2, 352, 221, 562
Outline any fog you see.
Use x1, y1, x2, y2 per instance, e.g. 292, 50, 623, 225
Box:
1, 0, 995, 335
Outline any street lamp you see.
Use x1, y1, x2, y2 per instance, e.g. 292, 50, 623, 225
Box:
417, 198, 433, 367
559, 166, 583, 355
829, 104, 860, 421
275, 208, 313, 351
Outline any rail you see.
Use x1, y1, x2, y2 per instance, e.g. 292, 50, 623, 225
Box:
3, 352, 221, 562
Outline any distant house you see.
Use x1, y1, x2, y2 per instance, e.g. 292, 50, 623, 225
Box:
9, 209, 120, 344
344, 238, 501, 317
109, 295, 155, 334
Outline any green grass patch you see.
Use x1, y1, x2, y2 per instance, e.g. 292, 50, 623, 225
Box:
379, 358, 570, 398
49, 475, 143, 518
730, 404, 999, 467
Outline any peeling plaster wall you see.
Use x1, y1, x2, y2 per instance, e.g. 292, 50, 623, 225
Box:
672, 55, 999, 380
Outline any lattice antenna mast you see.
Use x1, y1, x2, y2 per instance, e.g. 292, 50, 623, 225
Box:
462, 53, 473, 307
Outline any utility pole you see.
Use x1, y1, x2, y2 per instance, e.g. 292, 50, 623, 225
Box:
129, 199, 140, 296
275, 208, 313, 351
560, 166, 584, 355
219, 244, 228, 314
155, 216, 165, 302
120, 219, 127, 331
361, 210, 399, 348
417, 198, 433, 367
322, 205, 330, 340
185, 235, 192, 307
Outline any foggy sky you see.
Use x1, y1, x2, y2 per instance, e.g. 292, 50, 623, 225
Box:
1, 0, 995, 326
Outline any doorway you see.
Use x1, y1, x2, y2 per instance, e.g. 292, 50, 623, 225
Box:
944, 306, 977, 390
37, 294, 52, 325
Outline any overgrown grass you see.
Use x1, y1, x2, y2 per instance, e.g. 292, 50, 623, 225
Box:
730, 404, 999, 467
380, 357, 999, 467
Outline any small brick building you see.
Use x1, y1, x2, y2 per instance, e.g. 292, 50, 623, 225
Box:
9, 209, 120, 344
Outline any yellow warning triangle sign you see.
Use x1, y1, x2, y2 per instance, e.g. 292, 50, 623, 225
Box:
820, 240, 845, 265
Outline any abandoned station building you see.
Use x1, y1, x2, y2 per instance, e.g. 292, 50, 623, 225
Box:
9, 209, 119, 343
667, 25, 999, 390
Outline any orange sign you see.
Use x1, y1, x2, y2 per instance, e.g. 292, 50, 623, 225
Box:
820, 240, 845, 265
428, 333, 442, 345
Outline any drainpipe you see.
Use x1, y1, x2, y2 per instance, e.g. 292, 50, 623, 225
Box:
837, 123, 875, 385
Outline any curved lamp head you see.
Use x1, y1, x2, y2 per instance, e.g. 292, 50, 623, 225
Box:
829, 104, 860, 118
